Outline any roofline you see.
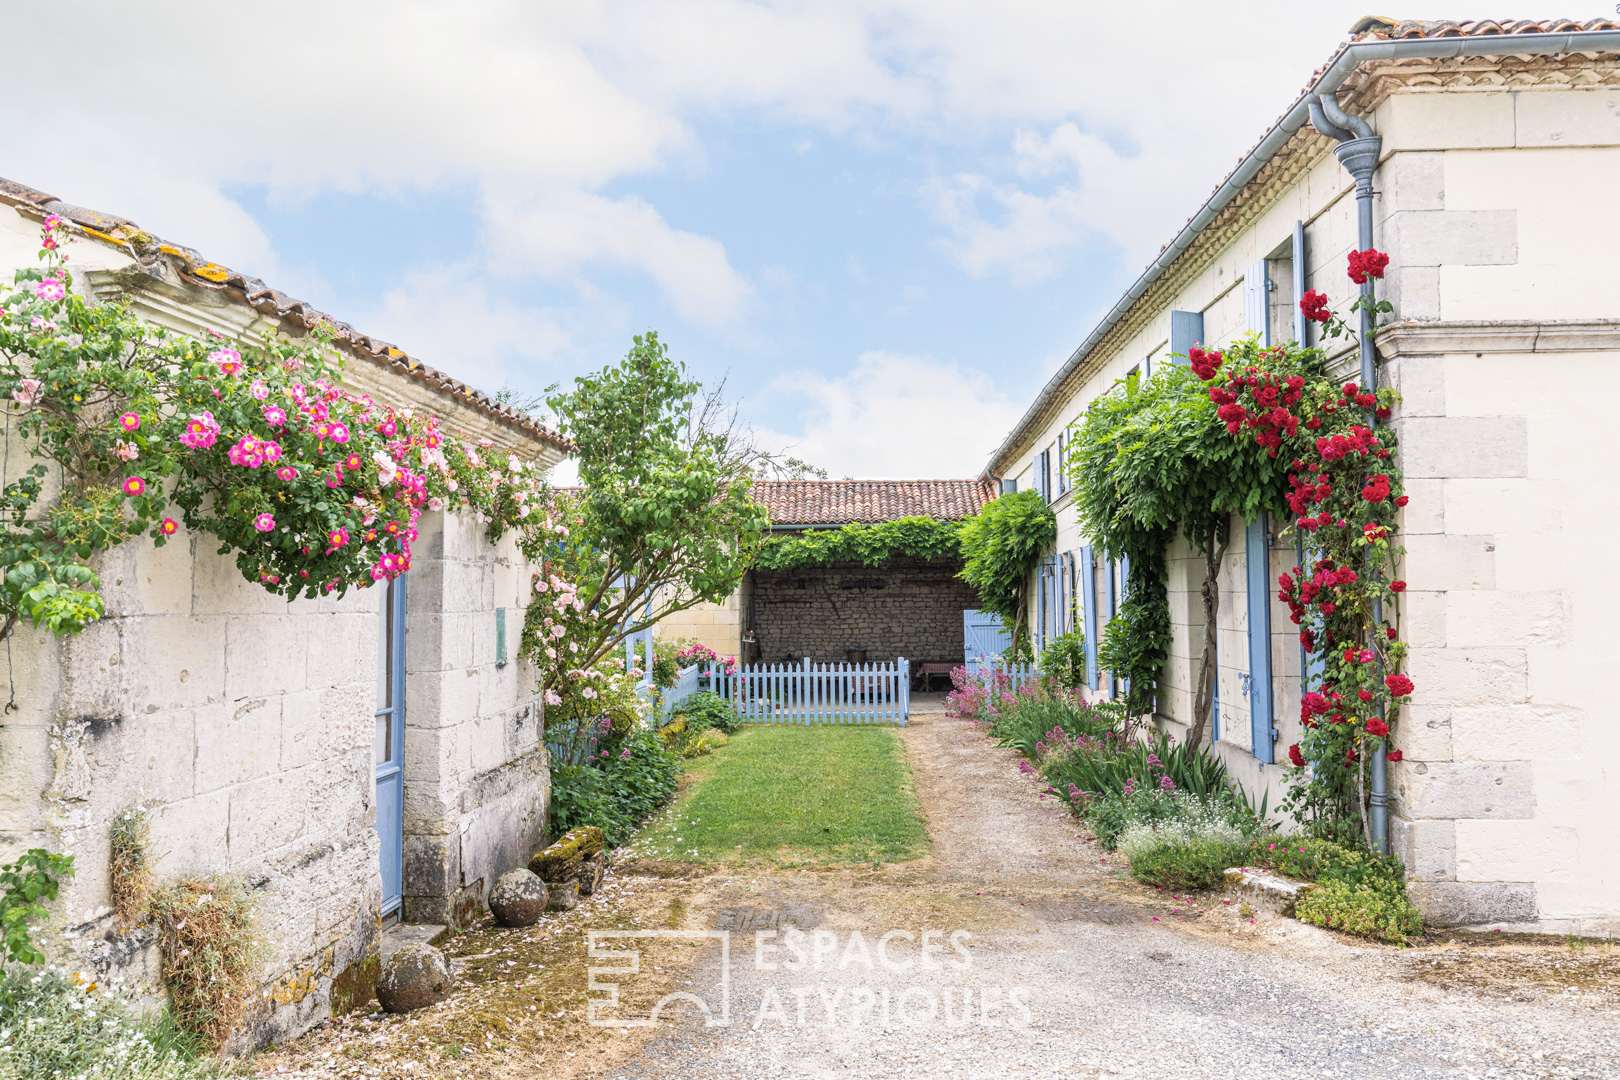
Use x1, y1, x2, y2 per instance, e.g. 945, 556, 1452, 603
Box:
985, 27, 1620, 475
0, 178, 574, 455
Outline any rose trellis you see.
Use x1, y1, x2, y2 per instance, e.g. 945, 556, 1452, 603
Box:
1187, 248, 1412, 834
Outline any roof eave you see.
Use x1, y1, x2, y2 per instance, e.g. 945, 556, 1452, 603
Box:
984, 27, 1620, 476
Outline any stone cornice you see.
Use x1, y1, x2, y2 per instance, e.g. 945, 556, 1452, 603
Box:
1377, 319, 1620, 357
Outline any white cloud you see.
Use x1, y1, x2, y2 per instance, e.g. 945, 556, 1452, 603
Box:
348, 264, 583, 392
485, 189, 753, 330
754, 351, 1023, 479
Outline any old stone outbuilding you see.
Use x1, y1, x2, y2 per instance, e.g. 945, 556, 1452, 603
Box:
0, 178, 566, 1049
659, 480, 993, 673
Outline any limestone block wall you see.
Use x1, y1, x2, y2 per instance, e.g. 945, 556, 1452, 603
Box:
652, 589, 743, 660
0, 534, 382, 1051
401, 510, 547, 928
748, 559, 981, 665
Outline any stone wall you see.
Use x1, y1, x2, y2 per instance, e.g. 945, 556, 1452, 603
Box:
0, 508, 547, 1052
748, 559, 981, 665
401, 510, 548, 929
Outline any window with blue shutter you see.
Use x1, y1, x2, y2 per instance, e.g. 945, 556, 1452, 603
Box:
1245, 516, 1275, 763
1170, 310, 1204, 362
1244, 260, 1271, 345
1081, 545, 1098, 689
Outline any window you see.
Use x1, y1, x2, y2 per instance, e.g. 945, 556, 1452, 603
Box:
1170, 310, 1204, 362
1001, 477, 1017, 495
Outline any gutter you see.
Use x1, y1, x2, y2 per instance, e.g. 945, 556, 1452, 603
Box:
985, 28, 1620, 474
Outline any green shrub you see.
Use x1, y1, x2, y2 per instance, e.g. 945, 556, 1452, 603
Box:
550, 725, 681, 848
985, 685, 1118, 760
1125, 837, 1253, 891
1043, 730, 1233, 808
1, 849, 75, 965
1116, 805, 1254, 889
1295, 877, 1422, 943
0, 965, 219, 1080
1244, 836, 1422, 943
669, 691, 741, 735
1036, 632, 1087, 688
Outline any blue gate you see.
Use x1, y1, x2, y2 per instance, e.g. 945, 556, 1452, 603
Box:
963, 608, 1010, 672
374, 576, 407, 917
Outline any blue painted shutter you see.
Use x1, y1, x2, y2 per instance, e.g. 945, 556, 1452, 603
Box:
1143, 353, 1152, 381
1119, 554, 1131, 700
1056, 431, 1068, 495
1244, 259, 1271, 345
1292, 220, 1308, 345
1297, 539, 1326, 693
1246, 516, 1275, 763
1212, 626, 1221, 742
1170, 310, 1204, 363
1081, 545, 1097, 689
1106, 558, 1119, 698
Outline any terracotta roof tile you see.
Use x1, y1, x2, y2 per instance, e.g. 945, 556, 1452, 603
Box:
755, 479, 996, 527
0, 176, 571, 453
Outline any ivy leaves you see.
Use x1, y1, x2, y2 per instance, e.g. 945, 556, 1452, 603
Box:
754, 516, 962, 571
958, 489, 1056, 648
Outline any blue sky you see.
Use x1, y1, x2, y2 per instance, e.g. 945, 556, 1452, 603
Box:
2, 2, 1588, 477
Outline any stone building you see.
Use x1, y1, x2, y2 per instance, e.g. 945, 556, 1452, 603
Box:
656, 480, 994, 671
0, 178, 568, 1049
985, 19, 1620, 932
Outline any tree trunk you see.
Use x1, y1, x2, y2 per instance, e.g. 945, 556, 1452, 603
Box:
1185, 523, 1230, 751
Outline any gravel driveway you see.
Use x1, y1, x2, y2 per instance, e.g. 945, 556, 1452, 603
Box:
598, 709, 1620, 1080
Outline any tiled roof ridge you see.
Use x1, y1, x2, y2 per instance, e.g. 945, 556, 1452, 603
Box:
0, 176, 572, 454
754, 478, 997, 526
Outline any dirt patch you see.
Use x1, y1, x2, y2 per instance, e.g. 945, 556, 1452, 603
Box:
1403, 943, 1620, 1003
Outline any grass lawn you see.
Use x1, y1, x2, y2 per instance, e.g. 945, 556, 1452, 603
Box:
632, 724, 931, 865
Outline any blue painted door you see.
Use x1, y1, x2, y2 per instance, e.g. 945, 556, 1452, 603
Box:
375, 576, 407, 916
963, 609, 1010, 673
1245, 518, 1275, 763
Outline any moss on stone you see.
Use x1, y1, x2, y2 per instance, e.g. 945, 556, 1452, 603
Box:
528, 826, 605, 881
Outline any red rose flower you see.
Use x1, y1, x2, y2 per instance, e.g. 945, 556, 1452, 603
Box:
1390, 580, 1407, 593
1288, 744, 1307, 768
1347, 248, 1390, 284
1358, 689, 1374, 703
1384, 673, 1414, 697
1299, 290, 1332, 324
1386, 750, 1403, 763
1366, 717, 1389, 737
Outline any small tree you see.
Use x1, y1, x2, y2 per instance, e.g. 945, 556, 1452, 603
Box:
1068, 356, 1289, 736
524, 333, 770, 694
957, 489, 1056, 653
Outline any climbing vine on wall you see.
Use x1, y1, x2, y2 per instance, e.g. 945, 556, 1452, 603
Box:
1067, 249, 1412, 838
0, 218, 546, 641
753, 515, 961, 571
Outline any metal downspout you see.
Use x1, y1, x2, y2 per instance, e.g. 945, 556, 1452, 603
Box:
1310, 91, 1388, 855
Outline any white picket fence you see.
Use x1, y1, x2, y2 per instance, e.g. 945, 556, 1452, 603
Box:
965, 658, 1039, 692
705, 658, 910, 725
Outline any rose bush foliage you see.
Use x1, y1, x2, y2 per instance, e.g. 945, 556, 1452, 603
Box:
0, 219, 547, 637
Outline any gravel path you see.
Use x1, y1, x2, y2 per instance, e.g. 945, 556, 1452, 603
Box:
597, 710, 1620, 1080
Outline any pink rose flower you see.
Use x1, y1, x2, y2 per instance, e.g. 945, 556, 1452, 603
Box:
119, 412, 141, 432
34, 277, 65, 302
11, 378, 42, 406
250, 380, 269, 401
209, 347, 243, 376
262, 405, 287, 427
122, 476, 146, 496
179, 411, 221, 449
253, 513, 276, 532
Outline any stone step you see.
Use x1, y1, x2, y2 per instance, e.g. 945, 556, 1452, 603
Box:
1223, 866, 1316, 918
381, 922, 448, 965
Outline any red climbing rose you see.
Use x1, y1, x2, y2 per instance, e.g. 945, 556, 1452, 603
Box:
1288, 744, 1307, 768
1384, 673, 1415, 697
1299, 290, 1332, 324
1346, 248, 1390, 284
1387, 750, 1403, 763
1366, 717, 1390, 737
